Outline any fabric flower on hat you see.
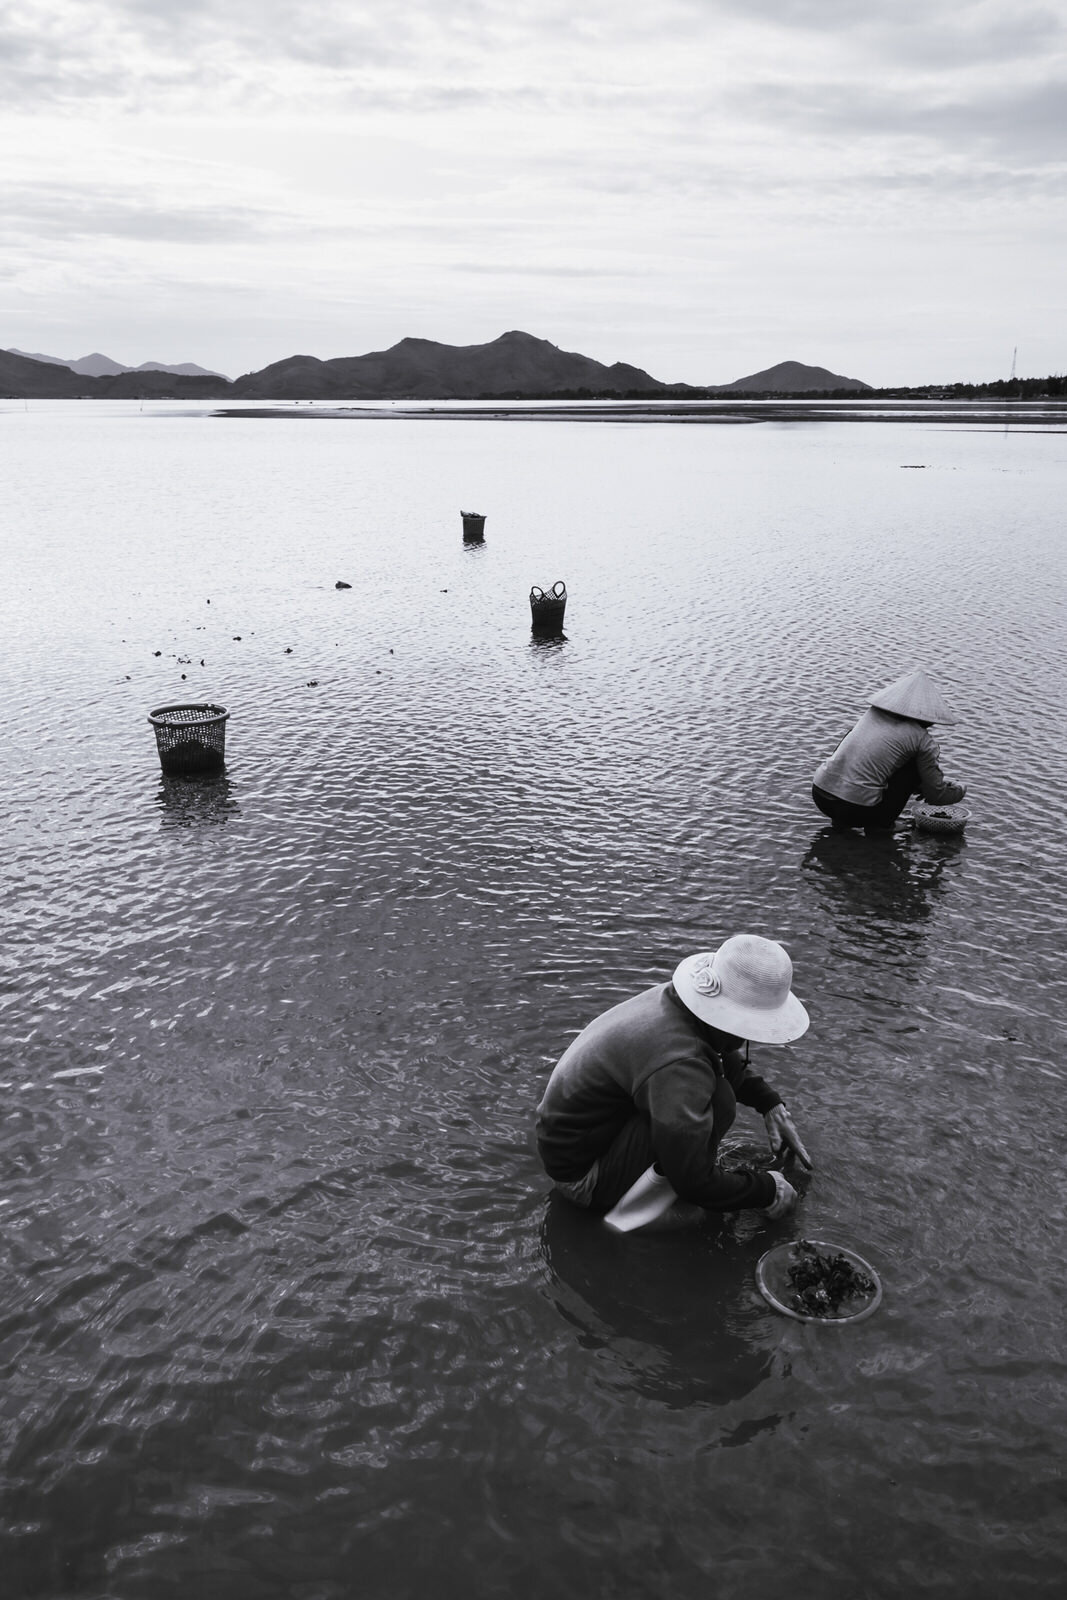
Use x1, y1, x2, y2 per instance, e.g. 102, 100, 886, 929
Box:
690, 957, 721, 997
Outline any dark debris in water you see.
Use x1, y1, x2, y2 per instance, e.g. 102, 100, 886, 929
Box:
787, 1240, 875, 1318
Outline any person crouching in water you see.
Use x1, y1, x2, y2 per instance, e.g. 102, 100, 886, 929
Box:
811, 668, 966, 835
535, 935, 811, 1233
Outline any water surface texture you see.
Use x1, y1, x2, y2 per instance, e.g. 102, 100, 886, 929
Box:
2, 402, 1065, 1598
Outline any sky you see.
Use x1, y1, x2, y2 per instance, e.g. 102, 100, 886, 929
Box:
1, 0, 1064, 385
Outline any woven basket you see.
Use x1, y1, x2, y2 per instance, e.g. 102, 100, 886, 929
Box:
148, 703, 229, 776
461, 511, 486, 541
911, 799, 970, 834
530, 580, 567, 634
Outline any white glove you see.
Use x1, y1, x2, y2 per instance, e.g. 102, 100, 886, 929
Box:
763, 1169, 797, 1220
764, 1103, 813, 1169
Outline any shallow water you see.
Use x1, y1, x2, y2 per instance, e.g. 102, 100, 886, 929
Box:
2, 401, 1065, 1598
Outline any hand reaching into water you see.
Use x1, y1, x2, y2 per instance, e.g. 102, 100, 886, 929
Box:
764, 1104, 813, 1170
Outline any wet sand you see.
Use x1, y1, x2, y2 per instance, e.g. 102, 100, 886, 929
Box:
213, 398, 1067, 428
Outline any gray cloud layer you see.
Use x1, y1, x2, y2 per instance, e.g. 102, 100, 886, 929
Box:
2, 1, 1063, 381
2, 1, 1064, 197
2, 180, 278, 243
3, 1, 1063, 116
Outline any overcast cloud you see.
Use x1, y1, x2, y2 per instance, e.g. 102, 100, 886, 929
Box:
1, 0, 1063, 382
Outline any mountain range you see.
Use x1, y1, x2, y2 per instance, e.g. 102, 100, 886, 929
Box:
7, 347, 227, 379
1, 332, 871, 400
228, 331, 668, 400
0, 349, 230, 399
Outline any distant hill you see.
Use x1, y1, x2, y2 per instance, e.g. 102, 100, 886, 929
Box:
134, 360, 228, 379
713, 360, 871, 394
6, 347, 77, 368
1, 349, 91, 396
231, 330, 667, 399
0, 348, 232, 398
6, 347, 227, 379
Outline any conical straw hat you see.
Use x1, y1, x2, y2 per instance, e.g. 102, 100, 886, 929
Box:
869, 669, 957, 725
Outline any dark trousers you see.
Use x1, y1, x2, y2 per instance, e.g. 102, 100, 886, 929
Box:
812, 758, 921, 833
586, 1100, 741, 1213
587, 1117, 658, 1213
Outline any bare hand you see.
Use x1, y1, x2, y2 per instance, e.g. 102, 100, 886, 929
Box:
764, 1104, 813, 1170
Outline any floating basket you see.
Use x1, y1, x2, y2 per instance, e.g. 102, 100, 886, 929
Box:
148, 703, 229, 777
911, 799, 970, 835
756, 1239, 882, 1326
530, 580, 567, 634
461, 511, 486, 542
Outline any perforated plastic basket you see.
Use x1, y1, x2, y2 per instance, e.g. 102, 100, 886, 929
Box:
148, 703, 229, 777
530, 581, 567, 633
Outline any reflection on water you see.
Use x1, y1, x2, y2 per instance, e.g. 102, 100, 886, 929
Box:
156, 772, 239, 828
801, 825, 955, 929
528, 632, 568, 653
540, 1195, 776, 1413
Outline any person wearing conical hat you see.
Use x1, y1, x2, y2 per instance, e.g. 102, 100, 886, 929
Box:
811, 668, 966, 834
536, 935, 812, 1233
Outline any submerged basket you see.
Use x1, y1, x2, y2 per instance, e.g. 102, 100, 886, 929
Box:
911, 799, 970, 835
757, 1239, 883, 1326
148, 703, 229, 777
461, 511, 486, 541
530, 580, 567, 634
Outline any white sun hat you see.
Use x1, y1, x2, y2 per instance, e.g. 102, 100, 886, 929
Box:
673, 936, 809, 1044
870, 668, 957, 725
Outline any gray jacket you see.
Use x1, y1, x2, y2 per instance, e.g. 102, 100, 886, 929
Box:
813, 708, 964, 806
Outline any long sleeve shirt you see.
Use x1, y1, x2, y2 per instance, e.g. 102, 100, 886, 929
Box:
535, 984, 782, 1211
813, 707, 964, 807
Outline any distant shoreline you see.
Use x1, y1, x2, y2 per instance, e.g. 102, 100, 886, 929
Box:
210, 399, 1067, 429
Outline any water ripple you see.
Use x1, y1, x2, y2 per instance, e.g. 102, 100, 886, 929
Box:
1, 408, 1064, 1595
